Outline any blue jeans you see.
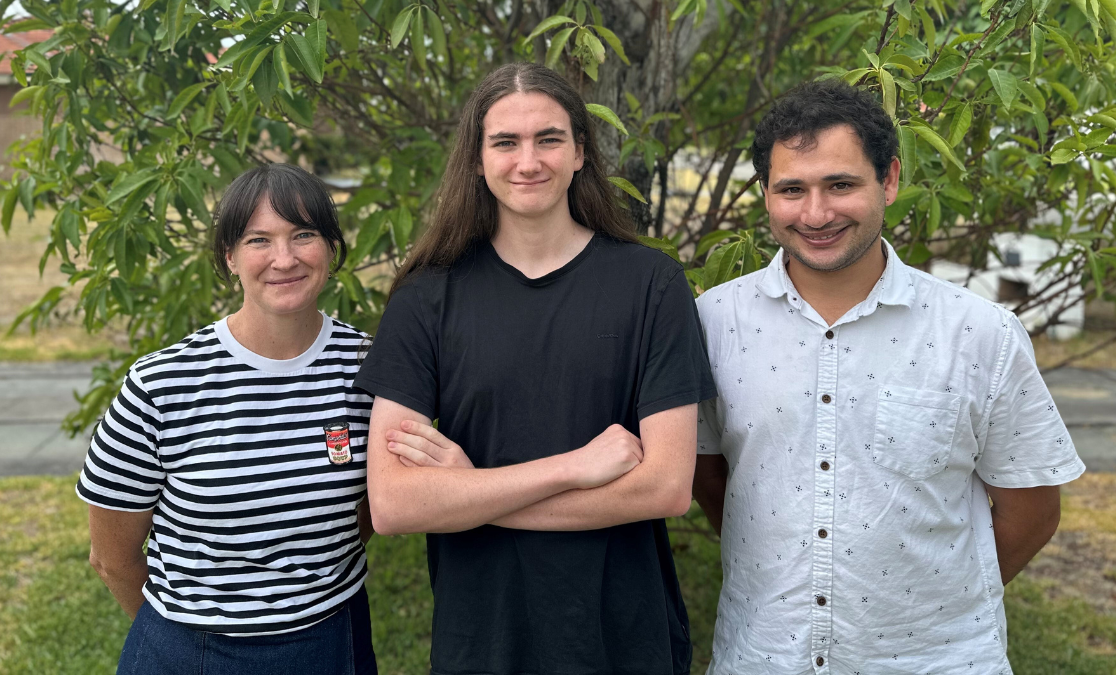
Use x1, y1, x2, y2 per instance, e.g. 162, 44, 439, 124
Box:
117, 586, 377, 675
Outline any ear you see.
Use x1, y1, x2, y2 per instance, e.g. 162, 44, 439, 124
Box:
882, 156, 901, 205
573, 142, 584, 172
476, 162, 484, 177
226, 248, 237, 276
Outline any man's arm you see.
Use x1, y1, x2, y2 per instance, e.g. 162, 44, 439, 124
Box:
489, 405, 698, 531
983, 482, 1061, 584
367, 397, 643, 535
88, 505, 152, 619
692, 454, 729, 536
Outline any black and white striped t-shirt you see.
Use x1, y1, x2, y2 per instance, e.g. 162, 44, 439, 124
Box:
77, 313, 373, 635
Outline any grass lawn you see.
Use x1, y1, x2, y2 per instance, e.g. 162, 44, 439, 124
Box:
2, 476, 1114, 674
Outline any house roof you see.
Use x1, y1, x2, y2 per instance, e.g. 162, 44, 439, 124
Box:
0, 29, 55, 76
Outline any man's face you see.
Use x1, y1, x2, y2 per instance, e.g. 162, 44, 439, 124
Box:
763, 124, 899, 272
478, 91, 584, 222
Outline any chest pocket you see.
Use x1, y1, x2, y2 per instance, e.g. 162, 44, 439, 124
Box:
872, 386, 961, 480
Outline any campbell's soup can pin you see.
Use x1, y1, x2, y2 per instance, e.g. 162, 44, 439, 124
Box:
324, 421, 352, 465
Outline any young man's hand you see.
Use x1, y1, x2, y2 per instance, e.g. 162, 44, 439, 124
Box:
386, 420, 474, 468
385, 421, 644, 489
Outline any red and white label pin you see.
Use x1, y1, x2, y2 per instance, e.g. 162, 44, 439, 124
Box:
324, 421, 352, 465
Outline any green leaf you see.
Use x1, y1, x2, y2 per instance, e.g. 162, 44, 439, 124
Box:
305, 19, 327, 81
1029, 23, 1044, 77
1049, 148, 1078, 164
288, 34, 323, 83
1, 188, 17, 234
24, 49, 52, 77
586, 103, 629, 136
105, 167, 161, 206
696, 230, 736, 258
987, 69, 1019, 111
1089, 114, 1116, 130
1042, 24, 1081, 70
922, 54, 965, 81
273, 40, 293, 95
252, 54, 278, 106
1049, 82, 1078, 112
898, 125, 916, 186
948, 103, 972, 146
879, 68, 896, 117
895, 0, 912, 21
981, 0, 998, 18
638, 235, 680, 263
527, 15, 576, 42
308, 0, 319, 18
389, 6, 414, 50
426, 8, 447, 62
703, 241, 741, 289
215, 82, 231, 114
917, 5, 936, 48
908, 120, 966, 172
166, 81, 207, 119
9, 85, 43, 108
583, 29, 606, 64
1017, 80, 1046, 111
323, 9, 359, 52
608, 176, 646, 203
671, 0, 698, 22
927, 195, 942, 236
214, 11, 301, 68
411, 7, 426, 70
277, 90, 314, 127
390, 207, 413, 250
841, 67, 872, 85
545, 26, 576, 69
593, 25, 629, 65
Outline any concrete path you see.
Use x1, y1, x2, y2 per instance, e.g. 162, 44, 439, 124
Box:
0, 363, 1113, 477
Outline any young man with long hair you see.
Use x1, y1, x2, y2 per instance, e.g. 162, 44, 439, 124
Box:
692, 79, 1083, 674
356, 63, 715, 674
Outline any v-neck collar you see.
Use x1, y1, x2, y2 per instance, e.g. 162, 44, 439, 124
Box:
484, 232, 598, 287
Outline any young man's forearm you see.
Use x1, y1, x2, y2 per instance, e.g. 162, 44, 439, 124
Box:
692, 454, 729, 536
986, 483, 1061, 584
491, 406, 698, 531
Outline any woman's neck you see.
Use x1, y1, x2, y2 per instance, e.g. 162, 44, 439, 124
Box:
226, 305, 324, 360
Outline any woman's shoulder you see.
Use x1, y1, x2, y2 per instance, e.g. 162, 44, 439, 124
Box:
131, 321, 225, 375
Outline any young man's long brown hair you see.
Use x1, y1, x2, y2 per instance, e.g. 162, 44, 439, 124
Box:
390, 62, 637, 296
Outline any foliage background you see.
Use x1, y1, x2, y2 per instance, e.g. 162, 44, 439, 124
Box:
0, 0, 1114, 429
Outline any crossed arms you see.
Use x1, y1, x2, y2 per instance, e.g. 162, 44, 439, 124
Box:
365, 396, 698, 535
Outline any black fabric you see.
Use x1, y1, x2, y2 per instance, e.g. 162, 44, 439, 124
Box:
357, 234, 715, 675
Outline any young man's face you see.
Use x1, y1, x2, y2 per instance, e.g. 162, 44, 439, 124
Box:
478, 91, 584, 222
763, 124, 899, 272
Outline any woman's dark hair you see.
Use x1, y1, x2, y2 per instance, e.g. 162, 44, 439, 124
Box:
751, 78, 898, 188
390, 62, 637, 296
212, 163, 348, 285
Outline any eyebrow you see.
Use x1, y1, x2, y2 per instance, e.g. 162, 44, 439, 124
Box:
771, 173, 864, 189
487, 127, 568, 141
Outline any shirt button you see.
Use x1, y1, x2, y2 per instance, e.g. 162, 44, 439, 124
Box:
817, 595, 827, 606
821, 394, 832, 404
825, 330, 834, 339
818, 528, 828, 538
820, 461, 830, 470
816, 656, 825, 666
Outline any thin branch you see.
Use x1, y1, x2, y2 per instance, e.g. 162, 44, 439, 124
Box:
1041, 333, 1116, 373
876, 5, 895, 55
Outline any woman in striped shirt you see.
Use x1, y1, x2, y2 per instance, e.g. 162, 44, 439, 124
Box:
77, 164, 377, 674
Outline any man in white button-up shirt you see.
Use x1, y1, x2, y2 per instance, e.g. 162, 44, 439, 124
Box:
693, 80, 1085, 675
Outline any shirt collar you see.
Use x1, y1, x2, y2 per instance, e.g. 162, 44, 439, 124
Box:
756, 238, 916, 310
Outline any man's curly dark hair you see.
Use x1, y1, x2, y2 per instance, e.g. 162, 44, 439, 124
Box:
751, 79, 898, 188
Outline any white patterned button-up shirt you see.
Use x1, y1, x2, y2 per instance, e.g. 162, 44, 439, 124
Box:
696, 241, 1085, 675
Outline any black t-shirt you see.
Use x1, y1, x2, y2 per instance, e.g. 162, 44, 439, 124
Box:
357, 233, 716, 675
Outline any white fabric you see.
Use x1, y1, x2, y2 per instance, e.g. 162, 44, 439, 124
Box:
696, 240, 1084, 675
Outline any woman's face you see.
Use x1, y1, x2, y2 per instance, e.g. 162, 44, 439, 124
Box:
226, 200, 333, 319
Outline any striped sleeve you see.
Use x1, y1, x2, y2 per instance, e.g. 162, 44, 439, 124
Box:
76, 365, 166, 511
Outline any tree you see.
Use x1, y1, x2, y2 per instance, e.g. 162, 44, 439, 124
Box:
1, 0, 1113, 433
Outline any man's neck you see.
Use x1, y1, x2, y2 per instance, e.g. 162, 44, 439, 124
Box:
490, 206, 593, 279
785, 238, 887, 326
227, 305, 324, 360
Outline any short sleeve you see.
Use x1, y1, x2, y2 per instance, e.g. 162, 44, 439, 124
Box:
697, 397, 723, 455
76, 367, 166, 512
975, 314, 1086, 487
636, 267, 718, 420
355, 278, 439, 420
